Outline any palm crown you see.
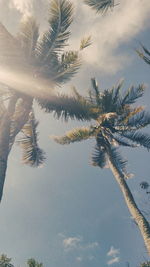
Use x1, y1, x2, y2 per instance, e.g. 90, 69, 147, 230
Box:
54, 78, 150, 254
54, 78, 150, 177
0, 0, 91, 201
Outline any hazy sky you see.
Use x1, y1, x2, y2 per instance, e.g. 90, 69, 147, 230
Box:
0, 0, 150, 266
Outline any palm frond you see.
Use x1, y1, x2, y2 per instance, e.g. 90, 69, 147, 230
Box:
91, 78, 101, 105
36, 0, 73, 64
136, 45, 150, 65
53, 51, 81, 83
121, 84, 145, 106
125, 110, 150, 129
37, 94, 96, 120
92, 145, 107, 168
18, 112, 45, 167
122, 131, 150, 150
18, 16, 39, 58
113, 134, 137, 148
84, 0, 115, 13
80, 36, 92, 50
0, 22, 25, 67
54, 127, 94, 144
112, 80, 124, 106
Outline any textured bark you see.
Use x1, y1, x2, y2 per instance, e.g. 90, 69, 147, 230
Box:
0, 94, 33, 201
9, 96, 33, 151
108, 154, 150, 255
0, 95, 18, 201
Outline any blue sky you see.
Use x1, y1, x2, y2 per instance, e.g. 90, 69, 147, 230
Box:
0, 0, 150, 266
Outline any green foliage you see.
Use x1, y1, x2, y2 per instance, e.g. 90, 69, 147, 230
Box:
54, 78, 150, 177
54, 127, 94, 144
136, 45, 150, 65
0, 254, 14, 267
140, 262, 150, 267
27, 258, 43, 267
36, 0, 73, 59
80, 36, 92, 50
84, 0, 115, 13
37, 94, 96, 121
18, 112, 45, 167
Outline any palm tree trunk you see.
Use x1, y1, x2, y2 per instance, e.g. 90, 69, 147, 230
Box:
108, 154, 150, 255
0, 94, 33, 202
0, 95, 18, 201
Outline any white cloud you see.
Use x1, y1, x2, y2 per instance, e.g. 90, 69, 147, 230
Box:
107, 256, 120, 265
71, 0, 150, 74
76, 256, 83, 262
107, 246, 120, 265
9, 0, 33, 17
63, 236, 82, 250
107, 246, 120, 257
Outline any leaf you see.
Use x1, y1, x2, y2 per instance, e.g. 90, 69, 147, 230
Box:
37, 94, 96, 120
122, 131, 150, 150
36, 0, 74, 64
54, 127, 94, 144
18, 112, 45, 167
84, 0, 115, 13
126, 110, 150, 129
53, 51, 81, 83
121, 84, 145, 105
80, 36, 92, 50
18, 16, 39, 58
92, 145, 107, 168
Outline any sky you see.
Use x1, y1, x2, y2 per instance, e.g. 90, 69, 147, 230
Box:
0, 0, 150, 266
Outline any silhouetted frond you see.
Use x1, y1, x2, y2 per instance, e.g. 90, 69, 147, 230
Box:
53, 51, 81, 83
54, 127, 94, 144
112, 80, 124, 105
121, 85, 145, 105
18, 16, 39, 58
84, 0, 115, 13
37, 94, 96, 120
92, 145, 107, 168
80, 36, 92, 50
113, 135, 137, 148
27, 258, 43, 267
136, 45, 150, 65
18, 112, 45, 167
122, 131, 150, 150
90, 78, 101, 105
140, 181, 149, 190
36, 0, 73, 63
126, 110, 150, 129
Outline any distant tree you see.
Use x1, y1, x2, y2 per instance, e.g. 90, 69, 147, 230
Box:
0, 254, 14, 267
140, 261, 150, 267
27, 258, 43, 267
0, 0, 91, 202
54, 78, 150, 254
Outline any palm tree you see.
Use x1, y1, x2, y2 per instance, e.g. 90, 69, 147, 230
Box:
84, 0, 116, 13
0, 254, 14, 267
54, 78, 150, 254
27, 258, 43, 267
0, 0, 92, 202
